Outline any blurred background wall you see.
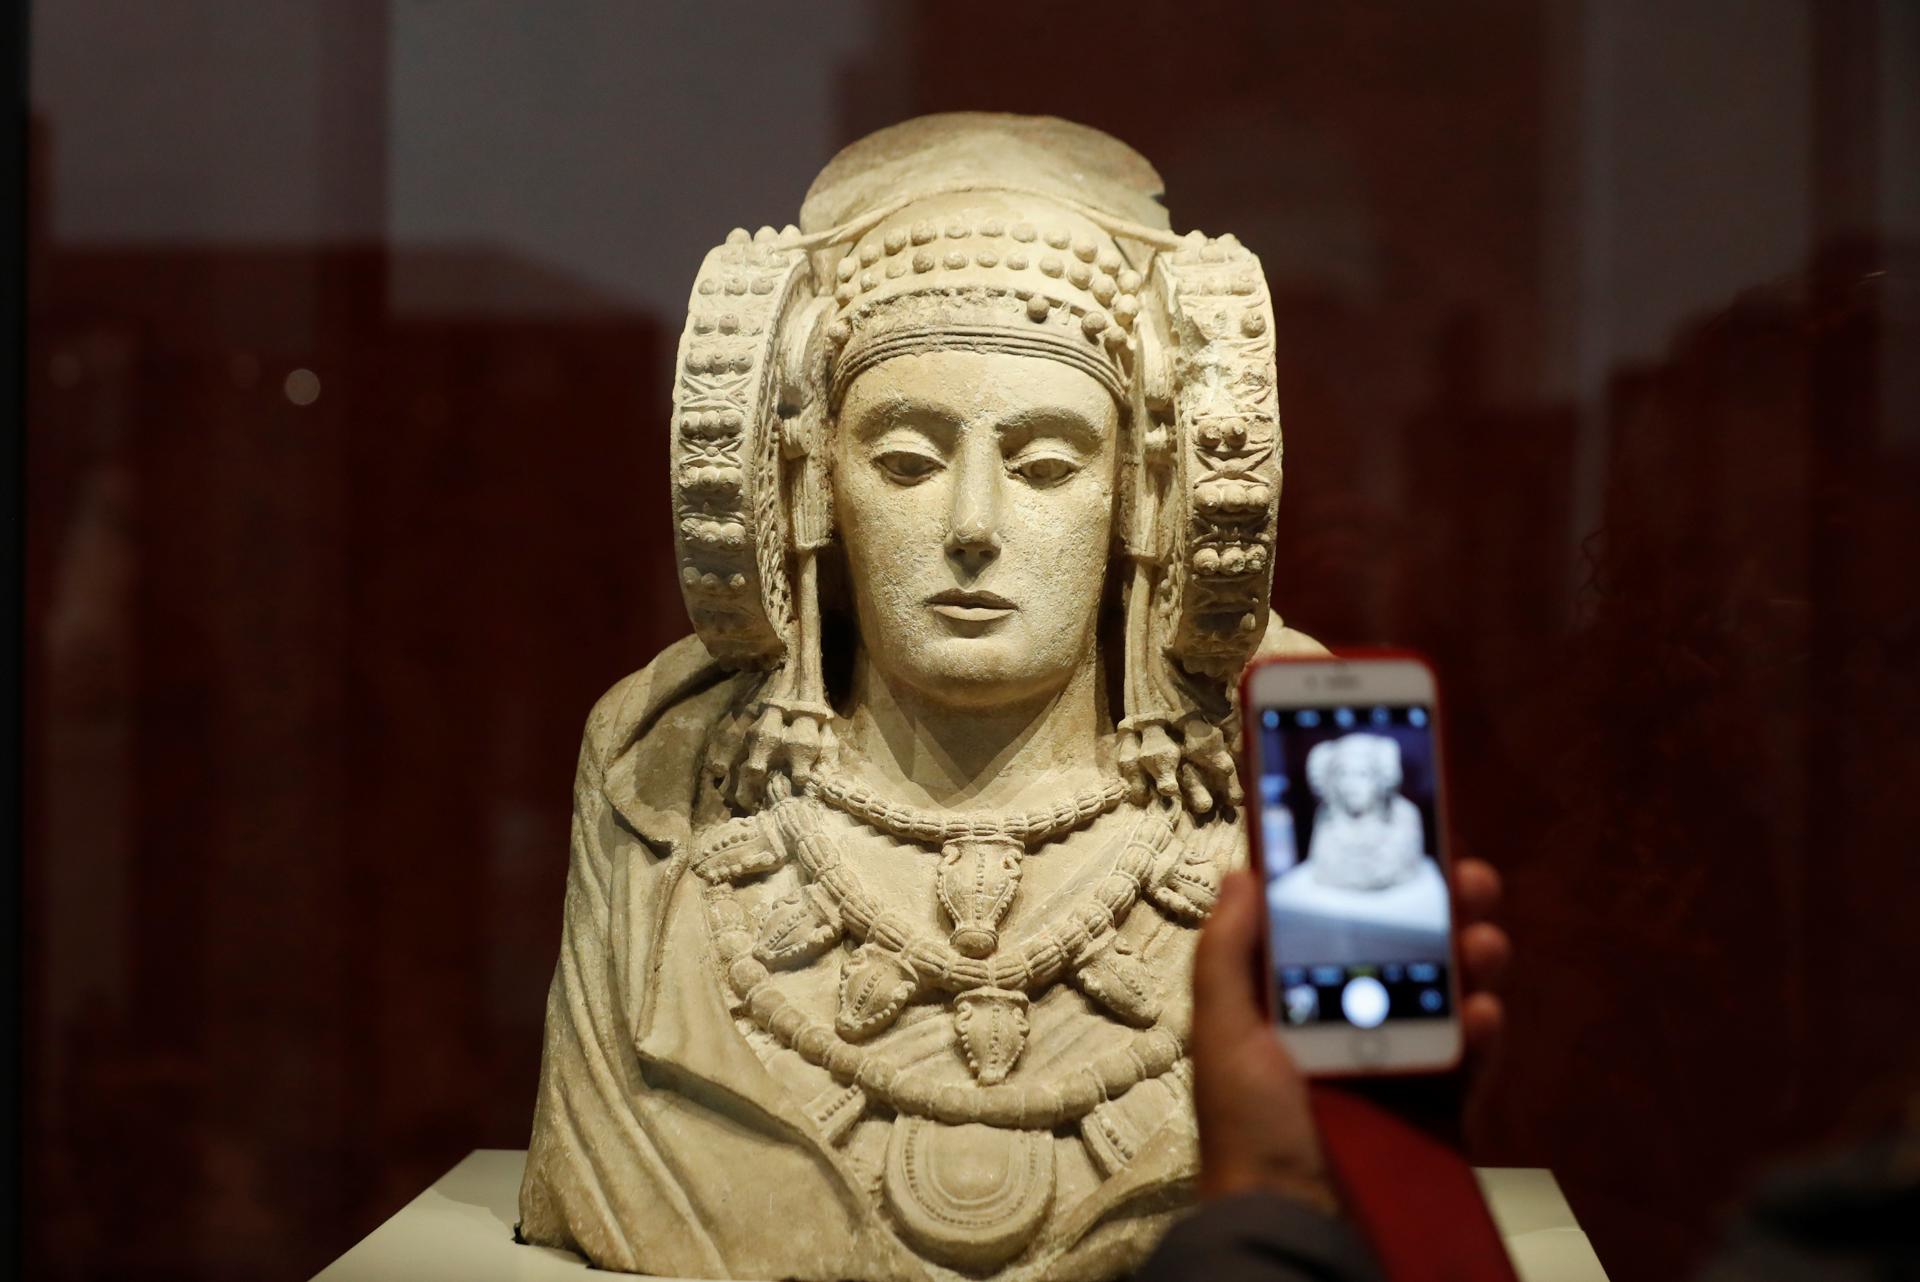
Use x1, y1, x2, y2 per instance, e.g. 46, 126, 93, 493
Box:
23, 2, 1920, 1279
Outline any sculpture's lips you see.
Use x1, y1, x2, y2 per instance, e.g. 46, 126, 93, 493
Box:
926, 588, 1016, 622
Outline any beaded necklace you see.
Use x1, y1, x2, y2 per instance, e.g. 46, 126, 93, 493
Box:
808, 773, 1131, 848
693, 786, 1234, 1125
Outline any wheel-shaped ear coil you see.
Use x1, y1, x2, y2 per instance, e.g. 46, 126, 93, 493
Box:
1116, 231, 1282, 813
1306, 738, 1334, 799
1149, 233, 1282, 689
669, 225, 814, 669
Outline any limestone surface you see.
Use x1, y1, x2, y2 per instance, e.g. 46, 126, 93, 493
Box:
518, 112, 1323, 1282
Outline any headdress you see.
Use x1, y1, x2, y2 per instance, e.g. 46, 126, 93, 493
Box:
821, 192, 1137, 411
668, 114, 1283, 812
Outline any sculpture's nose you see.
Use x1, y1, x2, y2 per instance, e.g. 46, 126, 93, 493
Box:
945, 436, 1002, 573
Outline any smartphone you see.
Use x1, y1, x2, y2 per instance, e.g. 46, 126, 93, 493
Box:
1240, 652, 1462, 1075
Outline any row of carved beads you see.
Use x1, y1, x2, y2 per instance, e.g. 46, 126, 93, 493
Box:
725, 224, 801, 246
1194, 476, 1276, 517
825, 296, 1136, 370
829, 224, 1142, 329
672, 232, 797, 630
696, 799, 1218, 1008
679, 407, 745, 440
757, 977, 1183, 1127
1192, 543, 1269, 578
693, 816, 785, 882
808, 774, 1130, 848
689, 227, 802, 303
682, 346, 757, 375
710, 883, 1185, 1127
690, 311, 764, 336
855, 219, 1126, 272
775, 799, 1173, 994
1166, 229, 1252, 269
833, 249, 1140, 317
695, 273, 783, 297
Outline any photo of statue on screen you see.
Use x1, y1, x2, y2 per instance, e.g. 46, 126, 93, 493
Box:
1304, 733, 1425, 891
1266, 726, 1449, 966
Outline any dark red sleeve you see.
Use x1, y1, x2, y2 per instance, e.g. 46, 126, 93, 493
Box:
1135, 1191, 1386, 1282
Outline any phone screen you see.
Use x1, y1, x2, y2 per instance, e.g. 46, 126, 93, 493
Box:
1253, 703, 1453, 1031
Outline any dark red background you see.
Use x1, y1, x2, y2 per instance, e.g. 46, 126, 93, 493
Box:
25, 4, 1920, 1280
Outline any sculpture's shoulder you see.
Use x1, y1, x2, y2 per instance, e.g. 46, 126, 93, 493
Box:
1255, 616, 1331, 659
578, 633, 743, 777
577, 634, 758, 852
1389, 793, 1424, 828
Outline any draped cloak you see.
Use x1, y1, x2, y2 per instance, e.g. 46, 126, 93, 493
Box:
518, 625, 1324, 1281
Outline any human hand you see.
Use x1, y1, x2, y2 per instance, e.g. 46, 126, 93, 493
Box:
1452, 856, 1511, 1054
1117, 716, 1243, 816
1190, 859, 1510, 1208
732, 704, 835, 808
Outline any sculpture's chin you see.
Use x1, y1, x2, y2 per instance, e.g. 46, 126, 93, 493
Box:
889, 638, 1078, 710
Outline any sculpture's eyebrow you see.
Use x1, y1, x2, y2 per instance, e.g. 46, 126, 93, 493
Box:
847, 394, 961, 445
994, 404, 1104, 452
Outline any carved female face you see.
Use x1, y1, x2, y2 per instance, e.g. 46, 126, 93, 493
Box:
1333, 765, 1383, 816
834, 349, 1119, 710
1311, 735, 1402, 817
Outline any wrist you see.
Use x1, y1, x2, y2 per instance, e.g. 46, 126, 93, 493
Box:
1199, 1161, 1341, 1216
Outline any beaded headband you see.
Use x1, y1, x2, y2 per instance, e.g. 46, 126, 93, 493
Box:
667, 115, 1285, 821
821, 194, 1142, 410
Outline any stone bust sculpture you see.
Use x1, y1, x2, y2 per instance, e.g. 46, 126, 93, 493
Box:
1305, 733, 1425, 891
517, 113, 1323, 1282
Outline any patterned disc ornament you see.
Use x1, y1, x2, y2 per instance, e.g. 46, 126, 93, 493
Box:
670, 225, 815, 668
1152, 233, 1282, 682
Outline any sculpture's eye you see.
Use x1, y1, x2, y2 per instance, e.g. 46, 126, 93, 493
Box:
875, 449, 942, 484
1009, 453, 1079, 487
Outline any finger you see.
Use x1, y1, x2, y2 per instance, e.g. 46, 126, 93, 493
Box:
1148, 756, 1181, 801
1116, 733, 1149, 805
1452, 858, 1503, 923
1192, 871, 1266, 1044
734, 753, 770, 809
735, 717, 778, 809
1140, 726, 1182, 801
1459, 922, 1511, 991
1461, 991, 1504, 1055
1178, 762, 1215, 815
1177, 716, 1226, 765
1195, 739, 1242, 808
786, 717, 822, 782
1213, 752, 1244, 802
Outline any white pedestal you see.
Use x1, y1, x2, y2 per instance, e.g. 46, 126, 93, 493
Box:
1268, 858, 1452, 933
313, 1150, 1609, 1281
313, 1151, 589, 1282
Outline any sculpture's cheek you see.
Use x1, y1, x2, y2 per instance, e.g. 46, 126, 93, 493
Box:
831, 350, 1117, 709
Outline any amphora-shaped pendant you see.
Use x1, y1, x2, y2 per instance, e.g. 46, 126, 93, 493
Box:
936, 834, 1024, 959
952, 987, 1030, 1085
838, 943, 919, 1041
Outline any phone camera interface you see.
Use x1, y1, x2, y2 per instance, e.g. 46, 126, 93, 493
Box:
1260, 705, 1453, 1026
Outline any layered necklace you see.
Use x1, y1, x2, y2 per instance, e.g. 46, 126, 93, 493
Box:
692, 766, 1233, 1131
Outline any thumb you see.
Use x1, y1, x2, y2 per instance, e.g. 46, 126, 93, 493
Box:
1192, 870, 1266, 1047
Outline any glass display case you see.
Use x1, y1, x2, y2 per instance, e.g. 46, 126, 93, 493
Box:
21, 4, 1919, 1280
